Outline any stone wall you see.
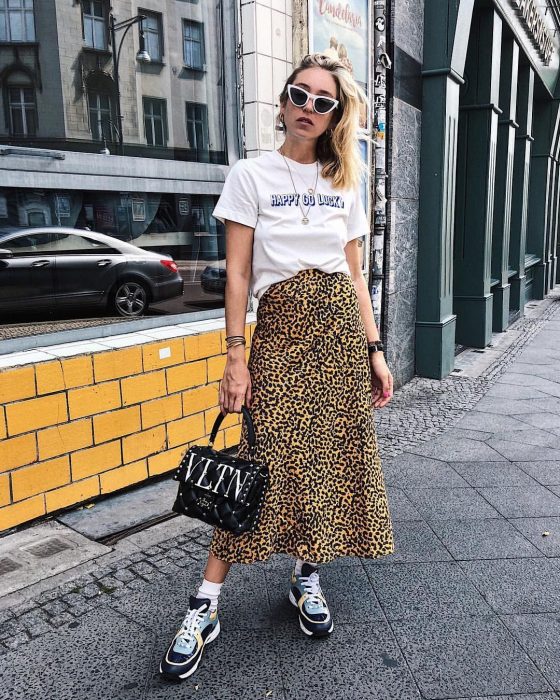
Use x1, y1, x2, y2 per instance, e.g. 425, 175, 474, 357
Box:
384, 0, 423, 387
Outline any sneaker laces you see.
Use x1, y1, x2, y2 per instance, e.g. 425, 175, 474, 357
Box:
300, 571, 323, 607
176, 606, 207, 648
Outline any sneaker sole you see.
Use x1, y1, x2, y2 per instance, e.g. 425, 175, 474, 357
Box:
159, 620, 221, 681
288, 590, 334, 637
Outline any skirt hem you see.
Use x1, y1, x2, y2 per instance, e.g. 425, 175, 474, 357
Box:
208, 541, 395, 566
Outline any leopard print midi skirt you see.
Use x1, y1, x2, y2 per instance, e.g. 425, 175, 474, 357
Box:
209, 268, 395, 565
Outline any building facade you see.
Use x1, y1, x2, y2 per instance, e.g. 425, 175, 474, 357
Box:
415, 0, 560, 378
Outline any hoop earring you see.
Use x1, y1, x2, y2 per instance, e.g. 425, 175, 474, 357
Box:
275, 113, 286, 132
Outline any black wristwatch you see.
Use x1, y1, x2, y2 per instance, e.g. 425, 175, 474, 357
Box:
367, 340, 384, 354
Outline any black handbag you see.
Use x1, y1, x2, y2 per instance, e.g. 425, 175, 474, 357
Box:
171, 406, 269, 535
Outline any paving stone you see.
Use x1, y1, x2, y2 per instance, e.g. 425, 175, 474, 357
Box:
455, 411, 531, 433
0, 610, 14, 626
144, 628, 284, 700
144, 546, 163, 556
35, 588, 60, 605
389, 614, 553, 698
476, 485, 560, 518
3, 631, 31, 651
499, 373, 560, 399
107, 560, 205, 633
427, 518, 543, 560
405, 435, 506, 462
402, 487, 501, 520
508, 517, 560, 557
452, 427, 495, 441
129, 561, 157, 578
485, 383, 548, 400
385, 487, 424, 520
489, 429, 560, 449
459, 558, 560, 614
81, 583, 103, 599
273, 619, 421, 700
450, 461, 538, 487
61, 593, 86, 608
364, 520, 454, 565
514, 461, 560, 486
26, 620, 54, 638
213, 564, 272, 630
382, 453, 470, 487
48, 612, 75, 628
42, 600, 69, 617
488, 438, 560, 462
0, 607, 154, 700
10, 600, 38, 617
514, 413, 560, 431
499, 613, 560, 690
113, 568, 137, 584
364, 561, 492, 620
473, 396, 560, 416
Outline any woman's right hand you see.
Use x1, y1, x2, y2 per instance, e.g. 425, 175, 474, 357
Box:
219, 347, 252, 414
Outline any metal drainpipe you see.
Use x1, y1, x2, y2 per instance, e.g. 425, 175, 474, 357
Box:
372, 0, 391, 338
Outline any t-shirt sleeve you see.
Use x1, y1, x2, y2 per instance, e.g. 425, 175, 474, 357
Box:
346, 187, 369, 242
211, 160, 258, 228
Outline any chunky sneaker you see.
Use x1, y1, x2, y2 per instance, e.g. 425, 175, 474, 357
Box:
159, 596, 220, 681
289, 563, 334, 637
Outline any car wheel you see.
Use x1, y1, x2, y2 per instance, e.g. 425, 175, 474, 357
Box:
112, 280, 149, 317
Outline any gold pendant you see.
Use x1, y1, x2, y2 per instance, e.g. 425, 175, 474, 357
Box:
302, 217, 309, 225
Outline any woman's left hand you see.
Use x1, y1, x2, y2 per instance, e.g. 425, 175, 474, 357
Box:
370, 354, 393, 408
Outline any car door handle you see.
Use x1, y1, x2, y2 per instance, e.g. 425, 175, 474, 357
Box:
97, 259, 112, 267
31, 260, 50, 267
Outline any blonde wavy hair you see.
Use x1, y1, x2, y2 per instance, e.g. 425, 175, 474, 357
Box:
276, 53, 368, 191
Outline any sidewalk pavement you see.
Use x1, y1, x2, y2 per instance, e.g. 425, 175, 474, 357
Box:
1, 294, 560, 700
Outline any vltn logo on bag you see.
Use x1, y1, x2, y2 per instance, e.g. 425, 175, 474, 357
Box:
183, 452, 251, 500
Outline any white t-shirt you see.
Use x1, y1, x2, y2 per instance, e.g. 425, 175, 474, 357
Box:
211, 149, 369, 300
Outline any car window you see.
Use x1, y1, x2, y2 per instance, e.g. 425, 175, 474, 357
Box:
44, 233, 121, 255
2, 232, 56, 256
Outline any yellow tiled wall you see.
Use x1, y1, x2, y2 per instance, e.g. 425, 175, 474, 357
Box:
0, 325, 254, 532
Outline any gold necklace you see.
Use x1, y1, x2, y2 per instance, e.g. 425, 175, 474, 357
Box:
279, 149, 319, 225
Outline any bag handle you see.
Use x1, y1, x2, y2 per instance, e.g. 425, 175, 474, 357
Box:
208, 405, 256, 452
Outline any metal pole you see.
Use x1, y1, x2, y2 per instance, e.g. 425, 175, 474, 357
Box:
110, 13, 124, 155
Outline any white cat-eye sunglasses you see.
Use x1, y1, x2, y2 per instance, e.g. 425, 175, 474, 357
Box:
286, 84, 340, 115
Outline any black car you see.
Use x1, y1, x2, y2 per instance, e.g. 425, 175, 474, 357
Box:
0, 227, 184, 318
200, 261, 226, 294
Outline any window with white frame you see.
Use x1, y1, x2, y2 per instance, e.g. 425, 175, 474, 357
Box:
185, 102, 209, 152
140, 10, 162, 62
8, 85, 37, 135
182, 19, 204, 69
82, 0, 106, 50
143, 97, 167, 147
0, 0, 35, 42
88, 90, 113, 141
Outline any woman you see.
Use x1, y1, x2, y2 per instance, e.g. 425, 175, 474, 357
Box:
160, 53, 395, 681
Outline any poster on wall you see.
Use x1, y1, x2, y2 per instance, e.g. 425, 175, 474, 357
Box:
132, 198, 146, 222
308, 0, 369, 97
55, 194, 71, 219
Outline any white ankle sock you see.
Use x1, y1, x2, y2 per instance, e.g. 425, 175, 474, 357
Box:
294, 559, 318, 576
196, 578, 223, 611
